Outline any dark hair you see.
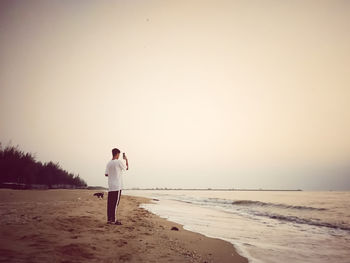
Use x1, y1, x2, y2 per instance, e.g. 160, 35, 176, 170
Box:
112, 148, 120, 156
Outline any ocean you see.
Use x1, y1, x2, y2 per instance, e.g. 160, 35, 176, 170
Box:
125, 190, 350, 263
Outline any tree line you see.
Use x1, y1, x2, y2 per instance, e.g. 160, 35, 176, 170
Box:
0, 143, 87, 188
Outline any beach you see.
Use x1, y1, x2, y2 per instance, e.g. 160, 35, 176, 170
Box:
0, 189, 247, 263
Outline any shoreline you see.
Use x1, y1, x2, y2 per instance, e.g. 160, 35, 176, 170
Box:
0, 189, 248, 262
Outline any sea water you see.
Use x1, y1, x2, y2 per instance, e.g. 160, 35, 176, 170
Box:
125, 190, 350, 263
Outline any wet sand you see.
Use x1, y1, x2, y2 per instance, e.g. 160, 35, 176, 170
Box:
0, 189, 248, 263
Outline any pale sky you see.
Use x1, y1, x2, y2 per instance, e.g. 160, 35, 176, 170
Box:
1, 0, 349, 190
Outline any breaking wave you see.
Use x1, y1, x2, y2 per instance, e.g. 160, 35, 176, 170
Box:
171, 196, 350, 232
230, 199, 327, 211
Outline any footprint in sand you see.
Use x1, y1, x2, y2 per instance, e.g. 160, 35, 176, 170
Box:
113, 239, 128, 247
125, 234, 136, 239
119, 254, 132, 261
58, 243, 94, 259
125, 226, 135, 231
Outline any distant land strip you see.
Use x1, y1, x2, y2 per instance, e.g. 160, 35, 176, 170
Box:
125, 188, 303, 191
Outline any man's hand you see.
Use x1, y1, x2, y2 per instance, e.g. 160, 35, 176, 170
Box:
123, 153, 129, 170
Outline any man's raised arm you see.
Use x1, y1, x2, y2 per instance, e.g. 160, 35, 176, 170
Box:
123, 153, 129, 170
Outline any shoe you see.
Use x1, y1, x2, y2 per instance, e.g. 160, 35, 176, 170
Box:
107, 221, 114, 224
115, 220, 122, 225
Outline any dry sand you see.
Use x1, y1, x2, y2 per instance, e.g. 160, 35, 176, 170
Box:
0, 189, 248, 263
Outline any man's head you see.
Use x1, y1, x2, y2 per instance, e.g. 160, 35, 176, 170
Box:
112, 148, 120, 159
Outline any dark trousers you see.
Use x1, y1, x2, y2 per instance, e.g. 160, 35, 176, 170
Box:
107, 190, 122, 222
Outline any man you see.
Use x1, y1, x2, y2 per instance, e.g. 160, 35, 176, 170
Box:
105, 148, 129, 225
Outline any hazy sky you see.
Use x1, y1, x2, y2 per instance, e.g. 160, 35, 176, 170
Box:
1, 0, 349, 190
